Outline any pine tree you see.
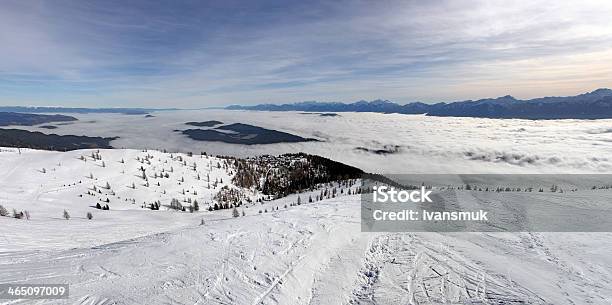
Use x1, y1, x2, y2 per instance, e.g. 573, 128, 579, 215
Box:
193, 200, 199, 211
96, 202, 101, 209
232, 207, 240, 217
0, 204, 8, 216
86, 212, 93, 220
63, 209, 70, 220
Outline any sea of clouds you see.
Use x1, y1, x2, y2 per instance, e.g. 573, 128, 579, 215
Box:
10, 110, 612, 174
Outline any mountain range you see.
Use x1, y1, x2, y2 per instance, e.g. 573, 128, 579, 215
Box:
226, 88, 612, 119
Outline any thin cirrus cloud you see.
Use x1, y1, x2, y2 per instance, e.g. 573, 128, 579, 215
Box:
0, 0, 611, 107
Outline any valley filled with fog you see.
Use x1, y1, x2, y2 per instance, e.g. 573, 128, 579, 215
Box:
10, 109, 612, 174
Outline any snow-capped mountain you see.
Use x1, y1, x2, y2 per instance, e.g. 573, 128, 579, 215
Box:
227, 88, 612, 119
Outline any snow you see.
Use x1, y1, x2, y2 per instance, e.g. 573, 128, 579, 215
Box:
0, 147, 243, 251
1, 147, 612, 304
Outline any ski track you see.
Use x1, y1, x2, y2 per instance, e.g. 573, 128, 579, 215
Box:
3, 200, 612, 305
1, 148, 612, 304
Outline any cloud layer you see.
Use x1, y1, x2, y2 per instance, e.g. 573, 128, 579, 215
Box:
1, 0, 612, 107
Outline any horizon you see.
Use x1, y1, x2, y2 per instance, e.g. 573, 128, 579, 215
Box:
2, 1, 612, 108
1, 87, 610, 109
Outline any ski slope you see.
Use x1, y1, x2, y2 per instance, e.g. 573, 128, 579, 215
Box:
1, 148, 612, 304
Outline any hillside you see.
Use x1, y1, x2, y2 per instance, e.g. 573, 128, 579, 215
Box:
0, 147, 362, 240
0, 112, 77, 126
1, 147, 611, 304
0, 129, 118, 151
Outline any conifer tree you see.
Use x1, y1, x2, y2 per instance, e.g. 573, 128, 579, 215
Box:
0, 205, 8, 217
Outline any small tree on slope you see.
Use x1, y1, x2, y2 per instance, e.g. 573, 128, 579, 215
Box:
0, 205, 8, 217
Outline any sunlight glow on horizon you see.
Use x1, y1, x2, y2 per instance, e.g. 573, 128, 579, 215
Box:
1, 0, 611, 107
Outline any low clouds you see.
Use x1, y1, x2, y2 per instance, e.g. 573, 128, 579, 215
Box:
1, 0, 612, 107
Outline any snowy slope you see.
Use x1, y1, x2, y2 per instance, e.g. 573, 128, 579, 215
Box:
0, 147, 241, 251
1, 148, 612, 304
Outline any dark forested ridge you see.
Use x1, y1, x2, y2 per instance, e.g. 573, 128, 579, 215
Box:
227, 88, 612, 119
231, 153, 363, 197
0, 112, 77, 126
181, 123, 319, 145
0, 129, 117, 151
185, 120, 223, 127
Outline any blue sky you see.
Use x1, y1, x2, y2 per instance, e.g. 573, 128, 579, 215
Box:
1, 0, 612, 107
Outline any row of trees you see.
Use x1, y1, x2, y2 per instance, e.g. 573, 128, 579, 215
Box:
95, 203, 110, 210
0, 206, 96, 221
63, 210, 94, 220
0, 205, 30, 220
168, 198, 201, 212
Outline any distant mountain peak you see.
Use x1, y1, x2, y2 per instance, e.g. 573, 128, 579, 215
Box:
227, 89, 612, 119
369, 99, 394, 105
588, 88, 612, 95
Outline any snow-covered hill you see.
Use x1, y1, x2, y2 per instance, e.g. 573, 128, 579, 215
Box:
0, 147, 358, 251
1, 148, 612, 304
0, 148, 238, 251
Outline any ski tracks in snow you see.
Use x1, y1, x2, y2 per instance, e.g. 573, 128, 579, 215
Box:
350, 233, 546, 305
